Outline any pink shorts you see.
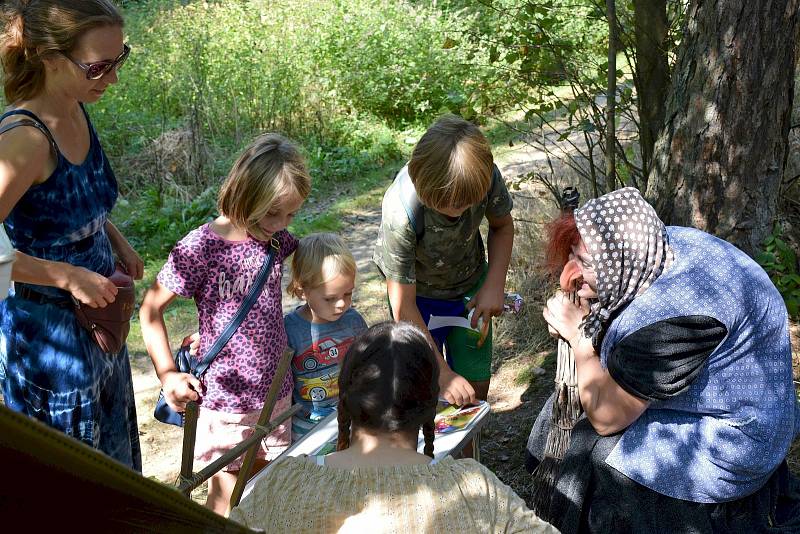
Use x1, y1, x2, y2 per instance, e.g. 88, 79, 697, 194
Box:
194, 395, 292, 472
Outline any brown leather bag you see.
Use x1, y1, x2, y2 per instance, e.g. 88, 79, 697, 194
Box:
73, 266, 135, 354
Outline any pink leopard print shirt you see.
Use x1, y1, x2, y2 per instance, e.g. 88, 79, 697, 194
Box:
157, 224, 296, 413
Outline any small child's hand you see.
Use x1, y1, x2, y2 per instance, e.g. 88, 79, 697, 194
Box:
161, 370, 202, 412
439, 367, 477, 406
466, 282, 504, 332
181, 332, 200, 356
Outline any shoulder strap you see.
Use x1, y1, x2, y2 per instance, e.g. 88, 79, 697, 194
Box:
489, 163, 501, 197
396, 165, 425, 241
192, 238, 280, 377
0, 110, 58, 155
397, 163, 502, 242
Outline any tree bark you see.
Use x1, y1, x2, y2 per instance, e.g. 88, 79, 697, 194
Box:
645, 0, 800, 255
632, 0, 670, 185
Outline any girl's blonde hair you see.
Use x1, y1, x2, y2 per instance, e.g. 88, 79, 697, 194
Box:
218, 133, 311, 241
408, 114, 493, 211
287, 233, 356, 299
0, 0, 124, 103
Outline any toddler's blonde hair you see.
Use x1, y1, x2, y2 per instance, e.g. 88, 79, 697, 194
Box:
287, 233, 356, 299
218, 133, 311, 241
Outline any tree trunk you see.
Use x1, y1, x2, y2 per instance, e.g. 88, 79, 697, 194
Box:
645, 0, 800, 255
632, 0, 670, 185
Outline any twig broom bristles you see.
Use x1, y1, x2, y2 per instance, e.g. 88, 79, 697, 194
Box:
530, 295, 584, 520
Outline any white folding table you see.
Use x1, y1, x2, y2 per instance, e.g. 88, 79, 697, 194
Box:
240, 402, 491, 502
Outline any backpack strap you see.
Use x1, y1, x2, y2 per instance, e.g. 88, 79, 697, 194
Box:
0, 110, 58, 156
488, 163, 501, 198
396, 163, 503, 242
396, 165, 425, 241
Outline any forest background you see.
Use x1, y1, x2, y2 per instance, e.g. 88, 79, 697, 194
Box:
55, 0, 800, 503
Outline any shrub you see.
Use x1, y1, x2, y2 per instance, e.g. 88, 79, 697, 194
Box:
757, 224, 800, 319
93, 0, 482, 193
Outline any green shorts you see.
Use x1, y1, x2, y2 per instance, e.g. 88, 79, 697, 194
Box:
390, 271, 493, 382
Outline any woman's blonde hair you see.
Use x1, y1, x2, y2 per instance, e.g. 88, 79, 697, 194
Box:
408, 114, 494, 211
287, 233, 356, 299
0, 0, 124, 103
218, 133, 311, 241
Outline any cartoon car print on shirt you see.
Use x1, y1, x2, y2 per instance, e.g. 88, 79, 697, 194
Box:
299, 372, 339, 402
292, 336, 354, 373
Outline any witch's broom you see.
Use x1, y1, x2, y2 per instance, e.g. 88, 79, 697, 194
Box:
530, 187, 584, 521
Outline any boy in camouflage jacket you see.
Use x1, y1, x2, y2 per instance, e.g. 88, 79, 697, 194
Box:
373, 114, 515, 423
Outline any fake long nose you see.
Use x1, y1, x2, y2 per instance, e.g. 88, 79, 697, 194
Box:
560, 258, 583, 292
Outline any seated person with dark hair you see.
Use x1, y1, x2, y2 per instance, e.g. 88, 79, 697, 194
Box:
232, 321, 557, 533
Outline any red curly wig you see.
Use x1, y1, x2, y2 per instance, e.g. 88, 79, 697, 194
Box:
544, 212, 581, 277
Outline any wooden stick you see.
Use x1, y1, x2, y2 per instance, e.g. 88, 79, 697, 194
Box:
179, 400, 199, 486
227, 347, 294, 511
176, 403, 300, 496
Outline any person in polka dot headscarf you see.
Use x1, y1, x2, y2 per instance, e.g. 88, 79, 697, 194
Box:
526, 187, 800, 533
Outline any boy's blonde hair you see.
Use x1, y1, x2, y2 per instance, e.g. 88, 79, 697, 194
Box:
408, 114, 494, 211
287, 233, 356, 299
218, 133, 311, 241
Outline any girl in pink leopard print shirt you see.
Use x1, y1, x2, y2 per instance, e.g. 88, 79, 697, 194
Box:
140, 134, 311, 515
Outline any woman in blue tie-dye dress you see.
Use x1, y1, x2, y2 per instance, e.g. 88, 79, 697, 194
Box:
0, 1, 141, 470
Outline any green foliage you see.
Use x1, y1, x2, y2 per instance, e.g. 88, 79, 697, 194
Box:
303, 115, 405, 185
442, 0, 609, 112
757, 225, 800, 319
91, 0, 486, 257
305, 0, 493, 124
94, 0, 476, 186
435, 0, 634, 195
436, 0, 686, 197
113, 186, 218, 261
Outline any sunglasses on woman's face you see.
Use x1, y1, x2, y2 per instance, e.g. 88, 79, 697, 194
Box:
61, 44, 130, 80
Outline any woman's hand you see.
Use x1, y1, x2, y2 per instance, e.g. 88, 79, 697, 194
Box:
65, 265, 118, 308
542, 290, 590, 345
116, 241, 144, 280
105, 221, 144, 280
160, 370, 202, 413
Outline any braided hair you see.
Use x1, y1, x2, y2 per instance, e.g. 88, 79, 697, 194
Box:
336, 321, 440, 458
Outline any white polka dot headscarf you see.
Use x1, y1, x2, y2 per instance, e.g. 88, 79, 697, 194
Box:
574, 187, 672, 347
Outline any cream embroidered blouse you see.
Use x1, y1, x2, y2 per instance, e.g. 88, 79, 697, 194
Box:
230, 456, 558, 533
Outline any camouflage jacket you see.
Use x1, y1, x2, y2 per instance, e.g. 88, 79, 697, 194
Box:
372, 165, 513, 299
